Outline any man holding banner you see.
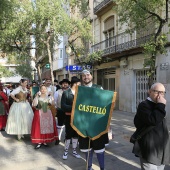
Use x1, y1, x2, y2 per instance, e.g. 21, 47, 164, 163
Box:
71, 70, 116, 170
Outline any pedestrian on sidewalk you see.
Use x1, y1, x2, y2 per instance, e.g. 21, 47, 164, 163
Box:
61, 76, 81, 160
5, 79, 34, 140
54, 79, 61, 91
0, 83, 8, 131
132, 82, 170, 170
31, 84, 59, 149
78, 69, 108, 170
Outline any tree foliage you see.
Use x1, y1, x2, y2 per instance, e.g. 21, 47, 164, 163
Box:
15, 63, 33, 80
75, 50, 103, 65
0, 65, 14, 78
0, 0, 92, 82
115, 0, 169, 86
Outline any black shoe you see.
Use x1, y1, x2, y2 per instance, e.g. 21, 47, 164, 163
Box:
55, 140, 60, 145
0, 129, 5, 131
35, 144, 42, 149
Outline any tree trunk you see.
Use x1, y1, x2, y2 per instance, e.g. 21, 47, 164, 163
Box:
46, 34, 54, 86
37, 65, 42, 83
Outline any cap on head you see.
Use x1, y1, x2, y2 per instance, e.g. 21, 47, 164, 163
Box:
82, 69, 91, 75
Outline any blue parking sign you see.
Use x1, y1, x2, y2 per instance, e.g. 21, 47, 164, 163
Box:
65, 65, 92, 71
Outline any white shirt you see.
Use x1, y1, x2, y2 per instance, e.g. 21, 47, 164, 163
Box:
147, 97, 155, 103
3, 88, 10, 96
46, 85, 56, 95
54, 91, 59, 108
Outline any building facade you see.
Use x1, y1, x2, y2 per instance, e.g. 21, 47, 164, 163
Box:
0, 57, 21, 84
89, 0, 170, 119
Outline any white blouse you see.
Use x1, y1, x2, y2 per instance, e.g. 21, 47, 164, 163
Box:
10, 86, 27, 95
32, 95, 53, 107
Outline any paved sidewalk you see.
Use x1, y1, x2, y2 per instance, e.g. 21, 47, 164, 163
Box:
0, 110, 170, 170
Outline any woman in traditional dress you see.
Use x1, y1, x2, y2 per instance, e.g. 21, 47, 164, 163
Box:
5, 79, 34, 140
31, 85, 59, 149
0, 83, 8, 131
61, 76, 81, 160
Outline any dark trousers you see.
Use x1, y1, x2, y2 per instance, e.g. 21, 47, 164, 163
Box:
65, 115, 78, 139
57, 109, 65, 126
79, 134, 107, 151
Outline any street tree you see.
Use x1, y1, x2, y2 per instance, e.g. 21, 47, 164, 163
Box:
0, 0, 17, 78
114, 0, 169, 87
0, 0, 92, 83
0, 65, 14, 78
0, 0, 35, 79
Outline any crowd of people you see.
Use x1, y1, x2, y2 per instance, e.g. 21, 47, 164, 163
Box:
0, 70, 170, 170
0, 78, 60, 147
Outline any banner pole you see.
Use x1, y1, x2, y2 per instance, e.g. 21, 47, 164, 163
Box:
86, 137, 91, 170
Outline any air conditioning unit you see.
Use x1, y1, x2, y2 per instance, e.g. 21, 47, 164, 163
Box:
120, 59, 128, 66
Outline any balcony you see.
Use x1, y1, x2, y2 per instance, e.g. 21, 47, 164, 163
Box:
91, 29, 155, 58
94, 0, 114, 15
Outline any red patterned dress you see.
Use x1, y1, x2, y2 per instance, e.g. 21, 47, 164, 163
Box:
0, 91, 8, 130
31, 96, 58, 143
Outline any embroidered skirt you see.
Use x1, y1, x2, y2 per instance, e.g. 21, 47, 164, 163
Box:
31, 109, 58, 143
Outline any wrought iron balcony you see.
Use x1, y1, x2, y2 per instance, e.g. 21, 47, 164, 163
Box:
94, 0, 113, 15
91, 30, 155, 57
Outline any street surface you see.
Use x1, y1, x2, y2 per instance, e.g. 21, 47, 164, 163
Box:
0, 110, 170, 170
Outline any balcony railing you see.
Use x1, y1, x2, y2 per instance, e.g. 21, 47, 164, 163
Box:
94, 0, 113, 14
91, 29, 156, 57
91, 19, 170, 58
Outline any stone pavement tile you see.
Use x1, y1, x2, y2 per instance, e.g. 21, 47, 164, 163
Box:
111, 111, 170, 170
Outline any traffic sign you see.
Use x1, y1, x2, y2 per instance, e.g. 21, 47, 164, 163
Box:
65, 65, 92, 71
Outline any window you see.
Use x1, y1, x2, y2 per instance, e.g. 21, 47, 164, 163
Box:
59, 49, 63, 59
104, 16, 115, 48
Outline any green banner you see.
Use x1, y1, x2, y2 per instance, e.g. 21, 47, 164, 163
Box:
31, 86, 39, 98
71, 86, 116, 140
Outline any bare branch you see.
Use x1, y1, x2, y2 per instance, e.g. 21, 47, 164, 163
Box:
69, 36, 81, 44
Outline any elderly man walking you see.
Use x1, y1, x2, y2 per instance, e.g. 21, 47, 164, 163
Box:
133, 82, 170, 170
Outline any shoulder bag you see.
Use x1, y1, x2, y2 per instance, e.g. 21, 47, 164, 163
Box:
130, 126, 155, 144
